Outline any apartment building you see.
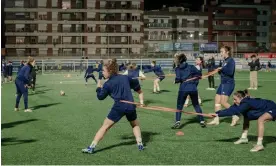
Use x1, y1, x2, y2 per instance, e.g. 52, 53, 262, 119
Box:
208, 6, 258, 54
4, 0, 144, 57
144, 7, 208, 57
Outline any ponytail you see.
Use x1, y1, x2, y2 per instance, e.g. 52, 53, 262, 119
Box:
27, 56, 35, 66
234, 89, 248, 98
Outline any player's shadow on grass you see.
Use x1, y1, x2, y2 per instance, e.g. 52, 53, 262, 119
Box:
29, 89, 52, 96
1, 119, 38, 130
216, 135, 276, 145
178, 117, 199, 129
36, 85, 46, 88
94, 131, 160, 153
144, 99, 164, 105
159, 90, 171, 93
1, 137, 37, 146
30, 102, 61, 110
201, 99, 213, 104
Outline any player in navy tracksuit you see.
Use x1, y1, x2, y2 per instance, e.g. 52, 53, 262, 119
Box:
29, 65, 37, 93
82, 59, 144, 154
209, 90, 276, 152
2, 61, 8, 83
123, 63, 146, 80
14, 57, 35, 112
123, 63, 145, 105
206, 55, 216, 90
208, 46, 240, 126
7, 61, 13, 82
143, 61, 165, 93
171, 54, 206, 129
97, 60, 104, 82
84, 65, 98, 85
184, 57, 203, 107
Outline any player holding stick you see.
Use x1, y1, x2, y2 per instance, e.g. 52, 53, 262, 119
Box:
82, 59, 144, 154
208, 46, 239, 126
184, 57, 203, 107
209, 89, 276, 152
171, 53, 206, 129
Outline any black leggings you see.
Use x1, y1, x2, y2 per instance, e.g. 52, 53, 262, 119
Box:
32, 77, 36, 91
208, 76, 215, 88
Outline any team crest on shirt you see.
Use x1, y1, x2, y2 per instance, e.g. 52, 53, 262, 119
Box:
223, 63, 227, 66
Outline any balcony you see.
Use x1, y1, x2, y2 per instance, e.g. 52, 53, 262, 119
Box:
213, 25, 256, 31
237, 47, 256, 52
178, 24, 207, 28
214, 14, 256, 20
213, 36, 256, 41
146, 35, 172, 41
100, 5, 139, 10
145, 23, 172, 29
5, 16, 35, 20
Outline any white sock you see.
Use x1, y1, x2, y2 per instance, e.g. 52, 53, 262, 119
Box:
257, 137, 263, 146
140, 100, 144, 105
157, 85, 160, 91
241, 131, 248, 139
215, 104, 222, 111
136, 137, 143, 145
153, 86, 156, 92
198, 98, 202, 104
185, 98, 189, 105
90, 141, 97, 148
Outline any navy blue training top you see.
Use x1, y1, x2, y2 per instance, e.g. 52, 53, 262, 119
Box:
127, 69, 140, 79
219, 57, 235, 84
16, 64, 32, 84
175, 62, 202, 92
216, 97, 276, 119
144, 65, 164, 77
96, 74, 141, 111
84, 66, 96, 78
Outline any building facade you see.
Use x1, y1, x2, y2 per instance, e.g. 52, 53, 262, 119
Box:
4, 0, 144, 58
270, 4, 276, 52
144, 7, 208, 58
220, 4, 271, 51
208, 6, 258, 54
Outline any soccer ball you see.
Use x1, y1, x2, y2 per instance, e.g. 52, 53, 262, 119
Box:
60, 90, 65, 96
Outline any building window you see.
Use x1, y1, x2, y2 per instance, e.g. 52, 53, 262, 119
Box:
263, 11, 267, 15
257, 32, 260, 36
263, 21, 267, 26
262, 32, 267, 37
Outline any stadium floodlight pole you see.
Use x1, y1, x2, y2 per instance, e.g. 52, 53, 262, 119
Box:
216, 33, 219, 55
107, 34, 109, 58
128, 35, 130, 59
235, 33, 237, 57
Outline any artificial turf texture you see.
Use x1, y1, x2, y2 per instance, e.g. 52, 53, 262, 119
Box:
1, 71, 276, 165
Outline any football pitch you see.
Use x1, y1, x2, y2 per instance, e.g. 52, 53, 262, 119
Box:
1, 71, 276, 165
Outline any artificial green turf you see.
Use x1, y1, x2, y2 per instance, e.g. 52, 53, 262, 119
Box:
1, 71, 276, 165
